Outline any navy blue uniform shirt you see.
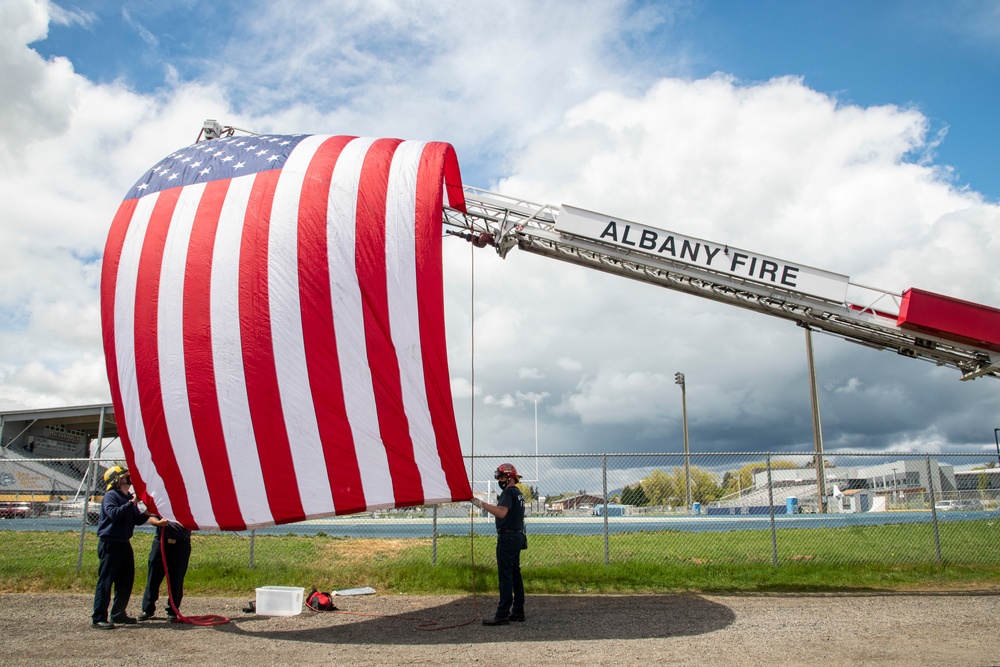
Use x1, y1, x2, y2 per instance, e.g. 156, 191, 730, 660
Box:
494, 484, 525, 533
96, 488, 149, 542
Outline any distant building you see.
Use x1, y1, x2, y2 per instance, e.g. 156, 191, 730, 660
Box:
709, 457, 1000, 513
834, 488, 872, 513
750, 459, 958, 499
591, 503, 628, 517
549, 494, 604, 511
955, 468, 1000, 491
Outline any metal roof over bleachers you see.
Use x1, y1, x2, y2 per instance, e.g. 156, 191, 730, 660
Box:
0, 403, 118, 448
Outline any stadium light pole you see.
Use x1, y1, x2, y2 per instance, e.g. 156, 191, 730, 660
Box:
675, 372, 692, 512
994, 428, 1000, 469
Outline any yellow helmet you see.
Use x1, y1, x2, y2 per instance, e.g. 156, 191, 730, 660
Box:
103, 465, 130, 491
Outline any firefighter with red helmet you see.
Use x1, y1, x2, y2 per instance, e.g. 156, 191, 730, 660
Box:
471, 463, 526, 625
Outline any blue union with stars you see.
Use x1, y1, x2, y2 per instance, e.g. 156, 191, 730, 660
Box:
125, 134, 311, 200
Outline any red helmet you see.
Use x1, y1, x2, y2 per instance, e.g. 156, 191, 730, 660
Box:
494, 463, 519, 480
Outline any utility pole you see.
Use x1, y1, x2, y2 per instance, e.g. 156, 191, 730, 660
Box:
675, 372, 692, 512
804, 327, 827, 513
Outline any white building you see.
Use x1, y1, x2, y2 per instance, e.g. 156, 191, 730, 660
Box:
750, 459, 956, 499
833, 488, 872, 513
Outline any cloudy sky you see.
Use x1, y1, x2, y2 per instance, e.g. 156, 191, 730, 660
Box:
4, 0, 1000, 467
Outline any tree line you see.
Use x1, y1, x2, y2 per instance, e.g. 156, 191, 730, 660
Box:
616, 460, 802, 507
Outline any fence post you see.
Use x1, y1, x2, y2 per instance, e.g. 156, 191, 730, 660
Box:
76, 460, 94, 573
77, 407, 107, 572
603, 454, 609, 566
925, 455, 942, 565
766, 454, 778, 566
432, 505, 438, 566
249, 529, 256, 569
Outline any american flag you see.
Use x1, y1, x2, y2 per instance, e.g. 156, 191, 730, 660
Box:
101, 133, 472, 530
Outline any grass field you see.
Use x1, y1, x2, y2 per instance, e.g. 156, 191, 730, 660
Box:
2, 519, 998, 595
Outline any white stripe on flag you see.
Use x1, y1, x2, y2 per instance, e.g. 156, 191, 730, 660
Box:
385, 141, 451, 502
114, 192, 175, 520
157, 182, 214, 527
211, 173, 273, 528
268, 135, 337, 517
327, 137, 396, 509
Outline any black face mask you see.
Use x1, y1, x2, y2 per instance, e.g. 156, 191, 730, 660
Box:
497, 478, 508, 490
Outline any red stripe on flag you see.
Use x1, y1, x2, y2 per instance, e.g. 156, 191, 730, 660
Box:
355, 139, 425, 507
183, 179, 247, 530
297, 136, 369, 515
239, 170, 307, 524
133, 188, 197, 528
416, 143, 472, 500
440, 146, 467, 215
101, 199, 150, 502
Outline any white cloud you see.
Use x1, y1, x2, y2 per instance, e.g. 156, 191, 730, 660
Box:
46, 1, 95, 29
207, 0, 664, 181
0, 0, 80, 161
122, 7, 158, 48
449, 377, 479, 400
483, 391, 549, 410
560, 367, 671, 424
0, 1, 239, 408
483, 394, 519, 409
831, 378, 864, 395
0, 355, 109, 407
558, 358, 583, 372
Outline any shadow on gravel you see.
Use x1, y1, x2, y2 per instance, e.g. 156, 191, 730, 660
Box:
216, 594, 735, 645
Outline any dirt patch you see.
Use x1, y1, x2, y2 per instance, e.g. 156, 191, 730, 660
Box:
321, 537, 427, 564
1, 592, 997, 666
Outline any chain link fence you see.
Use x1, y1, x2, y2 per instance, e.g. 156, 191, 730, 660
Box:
0, 452, 997, 575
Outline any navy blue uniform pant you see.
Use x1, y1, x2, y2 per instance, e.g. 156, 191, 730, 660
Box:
495, 532, 525, 619
92, 540, 135, 623
141, 538, 191, 617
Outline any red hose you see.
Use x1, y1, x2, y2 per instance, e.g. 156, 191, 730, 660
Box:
159, 531, 229, 626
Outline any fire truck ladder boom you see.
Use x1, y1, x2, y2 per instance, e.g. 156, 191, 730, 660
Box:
445, 186, 1000, 382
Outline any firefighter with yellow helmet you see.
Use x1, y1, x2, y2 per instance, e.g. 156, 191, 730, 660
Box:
90, 465, 151, 629
471, 463, 527, 625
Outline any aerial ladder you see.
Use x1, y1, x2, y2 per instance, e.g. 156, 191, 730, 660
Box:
446, 187, 1000, 382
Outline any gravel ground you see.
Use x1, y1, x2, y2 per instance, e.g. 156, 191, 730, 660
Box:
0, 592, 997, 666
